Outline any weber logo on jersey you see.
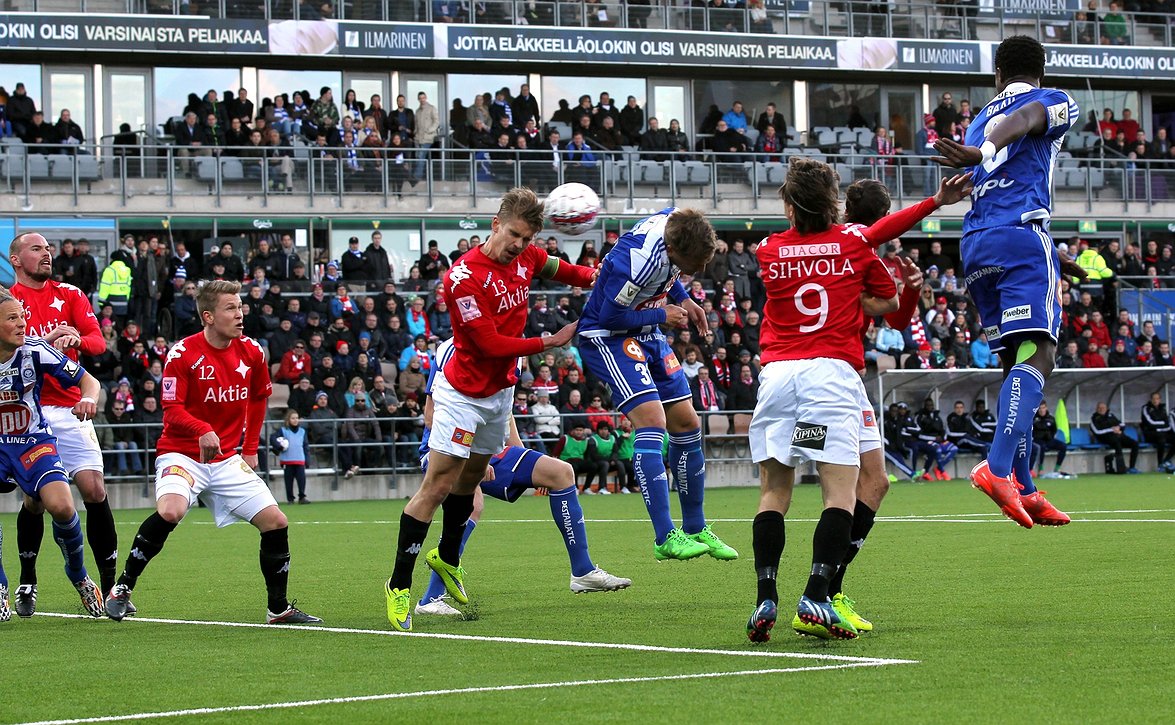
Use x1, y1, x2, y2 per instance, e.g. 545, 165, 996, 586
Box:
792, 421, 827, 450
1002, 305, 1032, 323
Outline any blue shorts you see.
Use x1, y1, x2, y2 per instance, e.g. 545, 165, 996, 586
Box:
0, 434, 70, 500
961, 224, 1061, 354
480, 446, 541, 502
579, 332, 691, 415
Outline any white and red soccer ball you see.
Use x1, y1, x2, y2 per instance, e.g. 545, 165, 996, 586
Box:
544, 183, 600, 236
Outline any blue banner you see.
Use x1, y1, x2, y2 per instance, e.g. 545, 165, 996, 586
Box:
1120, 289, 1175, 342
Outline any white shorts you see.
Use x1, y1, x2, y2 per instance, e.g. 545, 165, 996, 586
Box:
43, 405, 104, 478
749, 358, 875, 467
428, 368, 513, 458
855, 383, 882, 454
155, 452, 278, 528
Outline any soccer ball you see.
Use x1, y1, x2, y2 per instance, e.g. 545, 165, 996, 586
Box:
544, 183, 601, 236
276, 436, 290, 451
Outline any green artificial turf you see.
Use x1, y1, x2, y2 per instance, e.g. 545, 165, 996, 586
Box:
1, 475, 1171, 724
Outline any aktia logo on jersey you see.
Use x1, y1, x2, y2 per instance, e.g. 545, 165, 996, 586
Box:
162, 465, 196, 487
622, 338, 646, 361
451, 428, 475, 447
792, 421, 828, 450
20, 443, 57, 470
204, 385, 249, 403
455, 295, 481, 322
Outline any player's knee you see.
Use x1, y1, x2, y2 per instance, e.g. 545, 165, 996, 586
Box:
22, 496, 45, 515
75, 471, 107, 502
157, 500, 187, 525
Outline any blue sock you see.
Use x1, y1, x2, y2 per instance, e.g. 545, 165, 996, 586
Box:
52, 513, 88, 585
1013, 434, 1037, 495
988, 364, 1046, 479
419, 519, 476, 606
548, 486, 595, 577
634, 427, 675, 545
0, 524, 8, 588
669, 428, 706, 534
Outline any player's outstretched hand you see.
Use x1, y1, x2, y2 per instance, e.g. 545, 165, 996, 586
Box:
44, 324, 82, 350
933, 171, 975, 206
588, 267, 600, 288
682, 298, 708, 334
931, 138, 983, 168
72, 397, 96, 422
663, 304, 688, 328
1058, 248, 1089, 281
198, 430, 223, 463
898, 257, 924, 290
545, 321, 578, 349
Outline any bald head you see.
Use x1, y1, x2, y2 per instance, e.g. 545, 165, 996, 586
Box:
9, 233, 53, 285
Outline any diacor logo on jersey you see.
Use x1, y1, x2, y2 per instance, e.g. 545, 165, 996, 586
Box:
792, 421, 828, 450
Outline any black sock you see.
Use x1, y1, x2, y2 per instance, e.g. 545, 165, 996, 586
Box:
752, 510, 786, 605
260, 527, 291, 613
828, 500, 877, 597
84, 497, 119, 592
438, 493, 474, 567
804, 507, 854, 602
118, 512, 177, 590
389, 512, 431, 591
16, 504, 44, 586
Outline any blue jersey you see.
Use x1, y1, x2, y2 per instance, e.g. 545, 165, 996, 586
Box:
577, 208, 689, 339
962, 83, 1078, 234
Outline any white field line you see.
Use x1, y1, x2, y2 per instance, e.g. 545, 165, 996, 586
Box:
11, 661, 905, 725
35, 612, 914, 665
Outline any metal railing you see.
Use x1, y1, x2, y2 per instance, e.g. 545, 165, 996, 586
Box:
4, 137, 1173, 210
91, 407, 755, 487
1, 2, 1172, 46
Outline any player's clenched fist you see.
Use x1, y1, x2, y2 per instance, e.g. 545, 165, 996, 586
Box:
663, 304, 688, 328
198, 430, 223, 463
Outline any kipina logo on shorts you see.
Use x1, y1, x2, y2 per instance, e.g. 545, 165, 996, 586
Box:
792, 421, 828, 450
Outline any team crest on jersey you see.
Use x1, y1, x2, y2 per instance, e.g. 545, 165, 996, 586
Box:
451, 428, 475, 447
162, 464, 195, 487
162, 377, 177, 402
863, 410, 876, 427
21, 365, 35, 385
20, 443, 56, 470
663, 352, 681, 374
614, 281, 641, 306
622, 338, 646, 361
456, 295, 482, 322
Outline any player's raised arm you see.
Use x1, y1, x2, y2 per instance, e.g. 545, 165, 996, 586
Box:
858, 172, 974, 248
537, 250, 597, 289
72, 372, 100, 422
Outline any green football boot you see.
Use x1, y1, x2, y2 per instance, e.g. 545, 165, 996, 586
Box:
424, 548, 469, 604
386, 580, 412, 632
653, 528, 710, 561
832, 593, 873, 632
687, 525, 740, 561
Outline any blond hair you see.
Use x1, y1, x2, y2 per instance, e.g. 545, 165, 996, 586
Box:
498, 187, 545, 232
197, 280, 243, 319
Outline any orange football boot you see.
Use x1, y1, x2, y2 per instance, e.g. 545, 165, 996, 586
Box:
1019, 490, 1071, 526
969, 460, 1033, 528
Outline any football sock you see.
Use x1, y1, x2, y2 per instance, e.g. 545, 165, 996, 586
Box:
752, 510, 785, 605
259, 527, 291, 613
989, 363, 1045, 479
634, 428, 675, 545
51, 513, 88, 585
119, 512, 177, 590
421, 519, 476, 605
84, 497, 119, 592
389, 512, 431, 591
1012, 434, 1037, 495
804, 507, 853, 602
549, 486, 595, 577
0, 525, 8, 588
16, 504, 43, 586
438, 493, 474, 567
669, 428, 706, 534
829, 500, 877, 596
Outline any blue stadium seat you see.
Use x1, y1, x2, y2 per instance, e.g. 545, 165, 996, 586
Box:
1124, 426, 1152, 448
1068, 427, 1104, 450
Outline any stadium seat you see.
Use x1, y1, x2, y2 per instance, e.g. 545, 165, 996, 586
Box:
48, 154, 74, 179
1068, 427, 1104, 450
195, 156, 218, 181
835, 163, 853, 187
856, 128, 874, 149
635, 160, 666, 184
27, 154, 51, 180
221, 158, 245, 181
1124, 426, 1152, 448
743, 128, 759, 148
748, 161, 785, 187
816, 129, 838, 148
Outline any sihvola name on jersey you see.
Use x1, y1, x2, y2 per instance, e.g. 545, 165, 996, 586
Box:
766, 257, 855, 280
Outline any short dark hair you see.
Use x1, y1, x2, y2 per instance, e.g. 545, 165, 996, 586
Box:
779, 157, 840, 234
844, 179, 891, 226
995, 35, 1045, 82
664, 208, 717, 274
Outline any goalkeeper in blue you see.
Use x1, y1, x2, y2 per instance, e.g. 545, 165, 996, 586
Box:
413, 340, 630, 618
577, 208, 737, 562
0, 287, 105, 620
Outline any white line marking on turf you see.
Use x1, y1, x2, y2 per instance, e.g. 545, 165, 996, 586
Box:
13, 661, 908, 725
36, 612, 914, 665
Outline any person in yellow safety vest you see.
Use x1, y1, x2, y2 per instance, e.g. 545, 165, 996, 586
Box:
98, 256, 133, 325
1073, 238, 1113, 282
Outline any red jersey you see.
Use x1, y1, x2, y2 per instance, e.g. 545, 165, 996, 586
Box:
156, 331, 271, 463
758, 225, 896, 370
441, 244, 551, 398
11, 280, 104, 407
